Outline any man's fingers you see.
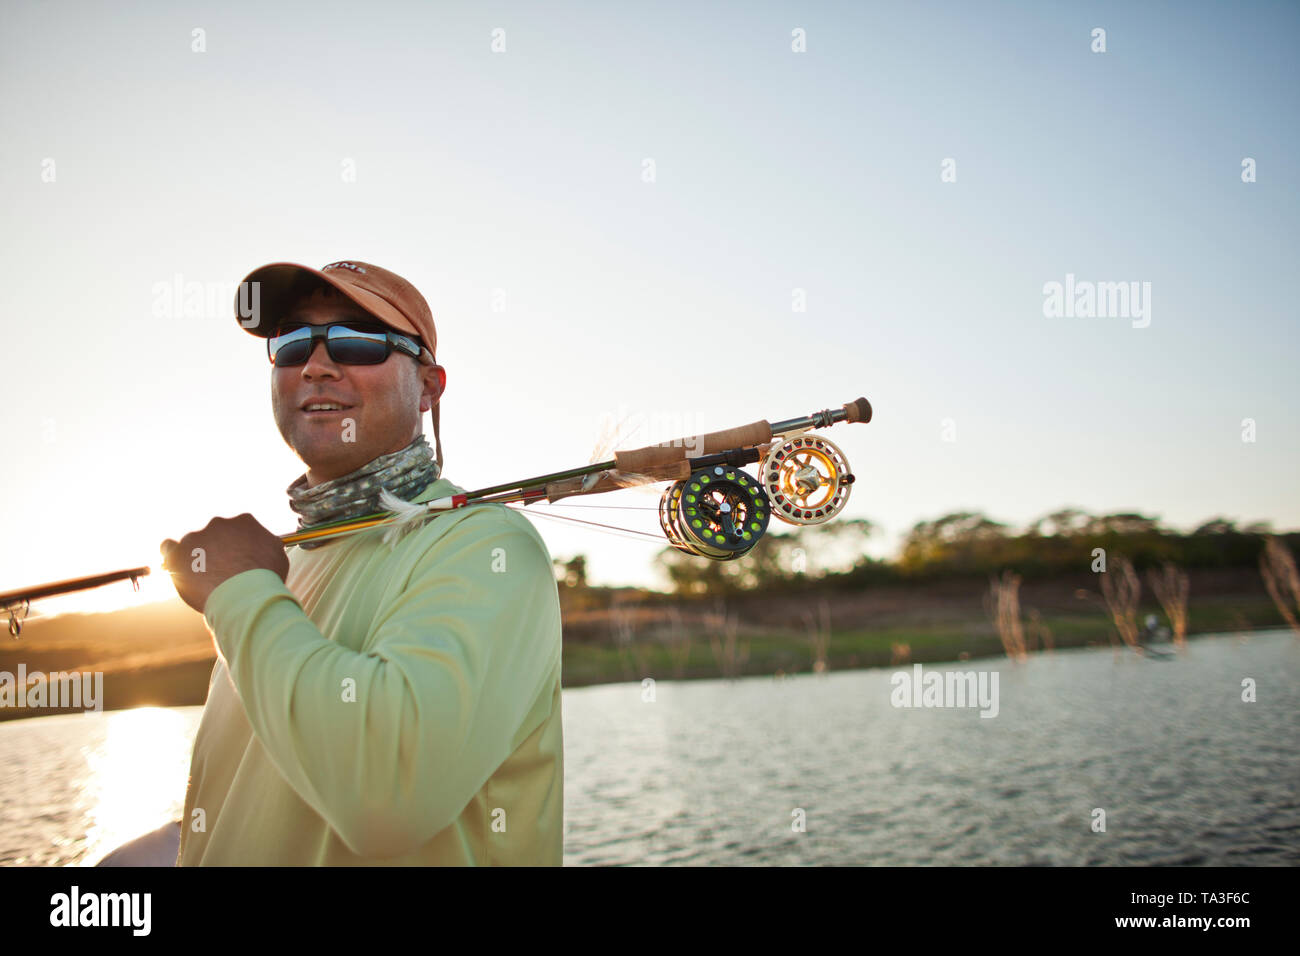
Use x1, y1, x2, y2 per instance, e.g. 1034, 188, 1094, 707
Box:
160, 539, 179, 569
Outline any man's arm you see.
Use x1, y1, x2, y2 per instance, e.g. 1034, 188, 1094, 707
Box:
202, 506, 561, 859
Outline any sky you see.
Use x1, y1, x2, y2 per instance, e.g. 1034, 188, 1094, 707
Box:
1, 0, 1297, 619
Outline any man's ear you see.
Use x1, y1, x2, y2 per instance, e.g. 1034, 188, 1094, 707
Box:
421, 363, 446, 410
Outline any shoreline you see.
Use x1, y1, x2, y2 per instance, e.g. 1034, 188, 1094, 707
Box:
2, 616, 1289, 723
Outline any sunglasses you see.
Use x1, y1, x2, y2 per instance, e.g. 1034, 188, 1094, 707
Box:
268, 321, 426, 368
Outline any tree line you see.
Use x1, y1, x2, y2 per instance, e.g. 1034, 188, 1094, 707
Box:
636, 510, 1297, 596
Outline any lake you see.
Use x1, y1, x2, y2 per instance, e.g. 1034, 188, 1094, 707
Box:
2, 630, 1296, 866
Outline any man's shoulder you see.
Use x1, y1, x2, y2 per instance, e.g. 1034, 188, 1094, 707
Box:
406, 480, 554, 567
437, 500, 549, 549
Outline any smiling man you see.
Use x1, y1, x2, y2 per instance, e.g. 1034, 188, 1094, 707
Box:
160, 260, 564, 866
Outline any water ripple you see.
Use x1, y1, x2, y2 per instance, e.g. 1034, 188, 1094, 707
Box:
1, 631, 1296, 866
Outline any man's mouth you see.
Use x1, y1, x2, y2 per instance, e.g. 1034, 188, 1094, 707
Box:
301, 402, 354, 416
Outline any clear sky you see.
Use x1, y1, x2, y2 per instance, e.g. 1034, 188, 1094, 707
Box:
2, 0, 1296, 618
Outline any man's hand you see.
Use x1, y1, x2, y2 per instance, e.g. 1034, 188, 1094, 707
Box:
160, 514, 290, 614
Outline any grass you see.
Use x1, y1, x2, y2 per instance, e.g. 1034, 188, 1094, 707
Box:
562, 596, 1289, 688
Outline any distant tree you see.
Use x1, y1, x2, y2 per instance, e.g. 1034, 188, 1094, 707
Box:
803, 517, 875, 543
901, 511, 1008, 575
560, 555, 587, 589
656, 536, 779, 596
1027, 508, 1092, 537
1193, 517, 1238, 536
1083, 512, 1162, 536
656, 520, 870, 595
792, 518, 875, 576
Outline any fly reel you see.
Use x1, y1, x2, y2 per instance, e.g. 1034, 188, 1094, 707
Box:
658, 466, 770, 561
761, 434, 854, 525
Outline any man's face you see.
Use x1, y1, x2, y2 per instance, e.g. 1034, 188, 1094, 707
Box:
270, 287, 445, 486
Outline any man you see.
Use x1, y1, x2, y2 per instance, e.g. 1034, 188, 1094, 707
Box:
159, 260, 564, 866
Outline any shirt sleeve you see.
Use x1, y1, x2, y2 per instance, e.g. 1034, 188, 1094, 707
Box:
201, 505, 561, 859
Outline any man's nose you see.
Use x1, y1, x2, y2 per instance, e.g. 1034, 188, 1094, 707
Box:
300, 338, 341, 377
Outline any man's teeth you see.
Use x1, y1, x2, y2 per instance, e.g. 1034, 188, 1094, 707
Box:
305, 403, 346, 411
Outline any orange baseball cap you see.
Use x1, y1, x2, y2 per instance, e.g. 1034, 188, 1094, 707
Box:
234, 259, 444, 467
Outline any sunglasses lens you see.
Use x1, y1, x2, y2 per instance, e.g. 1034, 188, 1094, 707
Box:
327, 326, 389, 364
271, 321, 413, 366
268, 323, 399, 366
269, 327, 313, 367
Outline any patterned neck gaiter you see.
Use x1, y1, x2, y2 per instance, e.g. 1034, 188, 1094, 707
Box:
286, 434, 441, 549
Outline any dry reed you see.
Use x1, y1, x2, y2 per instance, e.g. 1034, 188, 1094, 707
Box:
658, 605, 693, 679
1100, 556, 1142, 652
985, 570, 1028, 661
1259, 536, 1300, 637
610, 599, 651, 679
1147, 562, 1190, 649
800, 597, 832, 675
706, 598, 748, 679
1025, 607, 1055, 654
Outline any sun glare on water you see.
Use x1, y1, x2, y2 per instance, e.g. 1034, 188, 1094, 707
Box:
74, 707, 194, 866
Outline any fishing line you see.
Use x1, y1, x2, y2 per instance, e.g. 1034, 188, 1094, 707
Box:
504, 505, 667, 543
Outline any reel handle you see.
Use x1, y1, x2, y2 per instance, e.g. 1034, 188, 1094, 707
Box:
614, 395, 873, 474
615, 420, 773, 474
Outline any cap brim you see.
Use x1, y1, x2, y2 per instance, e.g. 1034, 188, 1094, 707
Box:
233, 262, 421, 341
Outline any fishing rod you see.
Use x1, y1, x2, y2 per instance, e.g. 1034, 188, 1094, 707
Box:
2, 396, 872, 637
0, 568, 152, 637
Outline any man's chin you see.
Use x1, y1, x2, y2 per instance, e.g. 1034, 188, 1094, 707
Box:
296, 443, 369, 485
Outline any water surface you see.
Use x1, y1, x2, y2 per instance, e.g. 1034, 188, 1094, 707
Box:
1, 631, 1295, 865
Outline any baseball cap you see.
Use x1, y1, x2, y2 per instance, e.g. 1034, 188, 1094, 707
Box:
233, 259, 444, 467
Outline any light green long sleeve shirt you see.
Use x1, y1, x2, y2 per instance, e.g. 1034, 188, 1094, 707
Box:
178, 476, 564, 865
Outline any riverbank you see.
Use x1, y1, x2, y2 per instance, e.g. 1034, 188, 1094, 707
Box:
1, 567, 1290, 720
559, 595, 1285, 687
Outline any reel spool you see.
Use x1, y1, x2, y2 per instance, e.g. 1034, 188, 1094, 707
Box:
761, 434, 854, 525
658, 466, 770, 561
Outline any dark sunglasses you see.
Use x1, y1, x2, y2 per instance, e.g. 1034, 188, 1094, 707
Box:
268, 321, 426, 368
